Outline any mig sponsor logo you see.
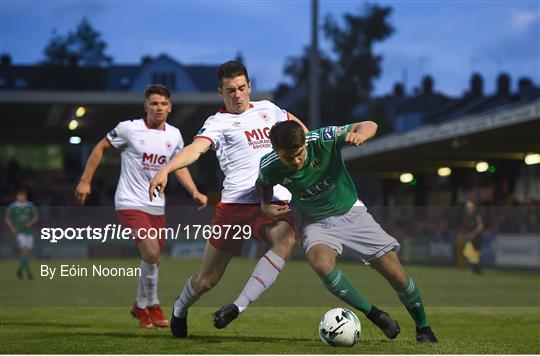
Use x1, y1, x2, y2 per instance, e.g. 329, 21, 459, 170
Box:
142, 153, 166, 171
244, 127, 271, 149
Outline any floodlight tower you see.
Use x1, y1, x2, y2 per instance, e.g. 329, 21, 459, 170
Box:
309, 0, 320, 129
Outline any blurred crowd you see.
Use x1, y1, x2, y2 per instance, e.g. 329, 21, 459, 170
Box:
1, 158, 539, 239
369, 201, 540, 241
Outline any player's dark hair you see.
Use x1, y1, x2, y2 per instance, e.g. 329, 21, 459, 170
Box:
144, 84, 171, 99
269, 121, 306, 149
217, 60, 250, 87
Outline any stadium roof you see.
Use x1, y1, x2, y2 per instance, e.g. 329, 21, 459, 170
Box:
344, 99, 540, 176
0, 90, 273, 144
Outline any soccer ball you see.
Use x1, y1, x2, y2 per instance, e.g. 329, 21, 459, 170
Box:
319, 308, 361, 347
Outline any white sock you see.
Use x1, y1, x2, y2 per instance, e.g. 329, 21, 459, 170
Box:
174, 276, 200, 318
135, 261, 147, 308
140, 260, 159, 307
234, 250, 285, 313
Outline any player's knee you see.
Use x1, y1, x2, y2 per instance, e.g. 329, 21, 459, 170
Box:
269, 223, 296, 255
283, 234, 297, 250
142, 251, 160, 264
274, 233, 296, 256
311, 259, 335, 276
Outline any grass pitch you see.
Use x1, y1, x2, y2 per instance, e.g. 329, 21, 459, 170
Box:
1, 258, 539, 354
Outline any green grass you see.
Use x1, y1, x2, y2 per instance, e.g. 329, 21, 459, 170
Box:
1, 258, 539, 353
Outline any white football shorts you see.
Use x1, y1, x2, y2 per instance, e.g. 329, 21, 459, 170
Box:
301, 204, 400, 265
17, 233, 34, 249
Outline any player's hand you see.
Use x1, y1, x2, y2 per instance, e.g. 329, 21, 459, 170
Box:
75, 180, 92, 205
149, 169, 168, 201
261, 203, 291, 220
344, 132, 364, 146
193, 192, 208, 211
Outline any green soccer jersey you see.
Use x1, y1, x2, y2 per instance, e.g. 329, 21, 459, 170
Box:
6, 201, 37, 234
258, 125, 358, 221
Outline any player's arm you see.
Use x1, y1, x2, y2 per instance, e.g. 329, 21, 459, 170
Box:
149, 138, 211, 201
344, 121, 378, 146
173, 168, 208, 211
256, 179, 274, 205
4, 210, 17, 235
256, 175, 291, 220
288, 112, 309, 133
75, 138, 113, 205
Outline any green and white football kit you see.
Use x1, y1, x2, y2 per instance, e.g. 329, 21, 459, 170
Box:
258, 124, 434, 340
6, 199, 38, 280
6, 200, 37, 249
258, 125, 400, 264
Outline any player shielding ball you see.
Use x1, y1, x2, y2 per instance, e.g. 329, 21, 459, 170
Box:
75, 84, 207, 328
5, 189, 39, 280
255, 120, 438, 343
149, 60, 308, 337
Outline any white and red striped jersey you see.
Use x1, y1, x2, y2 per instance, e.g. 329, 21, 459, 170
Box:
106, 118, 184, 214
195, 100, 292, 203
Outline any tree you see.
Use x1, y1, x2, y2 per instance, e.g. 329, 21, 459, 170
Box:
279, 4, 394, 124
43, 18, 112, 67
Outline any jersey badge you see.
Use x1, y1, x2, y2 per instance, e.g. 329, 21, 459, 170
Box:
108, 128, 118, 139
322, 127, 334, 141
311, 159, 322, 171
197, 128, 206, 135
259, 112, 270, 124
282, 178, 292, 185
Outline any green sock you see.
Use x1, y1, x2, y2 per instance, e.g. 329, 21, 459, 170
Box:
319, 268, 372, 315
20, 258, 31, 275
396, 278, 429, 328
19, 258, 27, 272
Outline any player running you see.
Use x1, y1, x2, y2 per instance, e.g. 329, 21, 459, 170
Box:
5, 188, 39, 280
149, 60, 308, 337
75, 84, 207, 328
253, 120, 438, 343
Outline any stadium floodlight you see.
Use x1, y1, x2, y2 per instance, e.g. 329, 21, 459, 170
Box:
75, 106, 86, 118
475, 161, 489, 172
399, 172, 414, 183
524, 153, 540, 165
69, 136, 82, 145
437, 167, 452, 177
68, 119, 79, 130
